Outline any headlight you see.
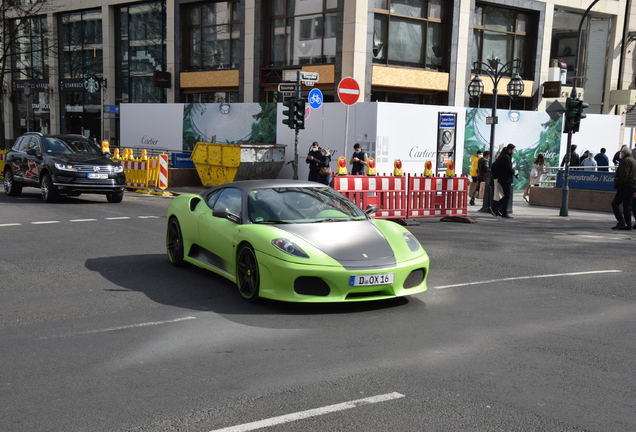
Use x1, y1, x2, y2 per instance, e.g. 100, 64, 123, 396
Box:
112, 165, 123, 173
55, 163, 76, 171
403, 232, 420, 252
271, 238, 309, 258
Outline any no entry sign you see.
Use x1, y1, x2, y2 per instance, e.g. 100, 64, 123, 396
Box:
337, 77, 360, 106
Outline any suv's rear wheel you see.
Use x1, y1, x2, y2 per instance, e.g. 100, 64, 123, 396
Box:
40, 172, 59, 203
3, 169, 23, 196
106, 191, 124, 203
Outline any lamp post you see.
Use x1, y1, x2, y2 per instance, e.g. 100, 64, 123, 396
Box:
468, 58, 525, 213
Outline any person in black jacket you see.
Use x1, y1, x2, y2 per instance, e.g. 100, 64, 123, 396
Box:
491, 143, 517, 218
561, 144, 580, 167
306, 141, 322, 182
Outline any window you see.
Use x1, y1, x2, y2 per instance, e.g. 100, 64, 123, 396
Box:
116, 1, 167, 103
10, 16, 48, 80
373, 0, 446, 70
185, 1, 240, 71
267, 0, 337, 67
213, 188, 242, 216
473, 4, 535, 78
60, 10, 103, 79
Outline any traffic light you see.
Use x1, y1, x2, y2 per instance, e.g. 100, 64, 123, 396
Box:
282, 99, 296, 129
563, 97, 589, 134
295, 99, 306, 130
563, 97, 579, 134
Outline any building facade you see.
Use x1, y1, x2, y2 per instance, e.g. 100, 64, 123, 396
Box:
2, 0, 634, 149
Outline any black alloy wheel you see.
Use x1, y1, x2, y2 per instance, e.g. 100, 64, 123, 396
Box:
236, 244, 260, 302
3, 169, 22, 196
40, 172, 59, 203
166, 217, 185, 267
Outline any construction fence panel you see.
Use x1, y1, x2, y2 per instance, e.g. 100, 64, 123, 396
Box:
332, 175, 407, 219
407, 175, 468, 218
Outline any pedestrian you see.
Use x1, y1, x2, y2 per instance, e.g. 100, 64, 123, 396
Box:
612, 149, 622, 166
491, 143, 517, 218
582, 152, 598, 171
561, 144, 580, 167
610, 145, 636, 230
468, 150, 482, 203
316, 147, 332, 186
349, 143, 368, 175
524, 153, 547, 202
306, 141, 322, 182
594, 148, 610, 171
470, 150, 490, 205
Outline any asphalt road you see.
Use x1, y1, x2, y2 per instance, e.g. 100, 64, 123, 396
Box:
1, 188, 635, 432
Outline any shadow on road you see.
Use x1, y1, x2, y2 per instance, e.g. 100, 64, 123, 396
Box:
84, 254, 425, 328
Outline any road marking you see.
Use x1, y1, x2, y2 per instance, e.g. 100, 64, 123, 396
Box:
70, 219, 98, 222
434, 270, 622, 290
40, 317, 197, 340
0, 223, 21, 227
138, 215, 160, 219
105, 217, 131, 220
31, 221, 60, 224
210, 392, 405, 432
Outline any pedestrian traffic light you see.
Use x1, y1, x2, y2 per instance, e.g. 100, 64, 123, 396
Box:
294, 99, 306, 130
563, 97, 579, 134
282, 99, 296, 129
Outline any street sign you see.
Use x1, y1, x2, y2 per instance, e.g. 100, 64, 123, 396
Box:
546, 100, 566, 122
104, 105, 120, 114
305, 106, 311, 120
281, 92, 293, 97
301, 72, 319, 81
278, 83, 297, 92
308, 88, 323, 109
337, 77, 360, 106
486, 116, 498, 125
303, 80, 315, 87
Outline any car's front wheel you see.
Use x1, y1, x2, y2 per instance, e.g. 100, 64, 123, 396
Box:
106, 191, 124, 203
3, 169, 22, 196
40, 173, 59, 203
166, 217, 185, 267
236, 244, 260, 302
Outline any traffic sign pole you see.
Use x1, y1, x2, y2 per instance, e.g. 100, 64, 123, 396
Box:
337, 78, 361, 161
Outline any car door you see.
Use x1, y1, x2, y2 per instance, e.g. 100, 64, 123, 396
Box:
197, 187, 243, 276
21, 137, 43, 185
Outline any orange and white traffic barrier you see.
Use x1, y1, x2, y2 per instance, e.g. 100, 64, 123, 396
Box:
406, 174, 468, 218
333, 175, 407, 219
158, 153, 168, 190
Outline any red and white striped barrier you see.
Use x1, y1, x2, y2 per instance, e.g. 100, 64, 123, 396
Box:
158, 153, 168, 190
407, 175, 468, 218
333, 175, 407, 219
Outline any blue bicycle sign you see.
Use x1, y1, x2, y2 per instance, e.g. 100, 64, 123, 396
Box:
308, 88, 323, 109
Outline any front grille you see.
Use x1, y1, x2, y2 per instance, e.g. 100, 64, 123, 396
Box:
73, 164, 117, 173
404, 268, 426, 288
294, 277, 330, 296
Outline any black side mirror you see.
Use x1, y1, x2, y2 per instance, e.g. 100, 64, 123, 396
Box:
213, 208, 240, 223
364, 204, 378, 215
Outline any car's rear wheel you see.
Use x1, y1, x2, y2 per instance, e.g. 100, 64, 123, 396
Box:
3, 169, 22, 196
166, 217, 185, 267
236, 244, 260, 302
40, 173, 59, 203
106, 191, 124, 203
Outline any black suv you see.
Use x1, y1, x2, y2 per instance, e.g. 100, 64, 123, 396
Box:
3, 133, 126, 203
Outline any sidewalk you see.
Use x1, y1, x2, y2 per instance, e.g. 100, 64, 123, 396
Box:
166, 186, 616, 224
467, 191, 614, 223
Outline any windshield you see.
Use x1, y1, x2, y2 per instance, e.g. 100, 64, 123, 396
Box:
42, 137, 102, 155
247, 187, 367, 224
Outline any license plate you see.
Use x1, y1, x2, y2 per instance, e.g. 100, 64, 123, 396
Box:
349, 273, 394, 286
88, 173, 108, 179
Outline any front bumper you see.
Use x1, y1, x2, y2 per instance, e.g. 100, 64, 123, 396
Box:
255, 250, 429, 302
53, 173, 126, 194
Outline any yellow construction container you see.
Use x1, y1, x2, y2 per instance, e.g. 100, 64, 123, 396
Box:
191, 142, 286, 187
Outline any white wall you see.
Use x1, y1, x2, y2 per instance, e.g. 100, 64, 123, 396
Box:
120, 103, 184, 151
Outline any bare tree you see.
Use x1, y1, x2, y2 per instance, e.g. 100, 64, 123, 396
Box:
1, 0, 58, 148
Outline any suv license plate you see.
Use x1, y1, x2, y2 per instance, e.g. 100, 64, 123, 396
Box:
88, 173, 108, 179
350, 273, 394, 286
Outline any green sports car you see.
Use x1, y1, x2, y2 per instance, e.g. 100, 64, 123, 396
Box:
166, 179, 429, 302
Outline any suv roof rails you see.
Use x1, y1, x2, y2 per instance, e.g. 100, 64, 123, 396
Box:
24, 131, 44, 136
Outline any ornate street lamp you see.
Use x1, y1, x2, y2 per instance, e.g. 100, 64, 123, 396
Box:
467, 58, 524, 214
